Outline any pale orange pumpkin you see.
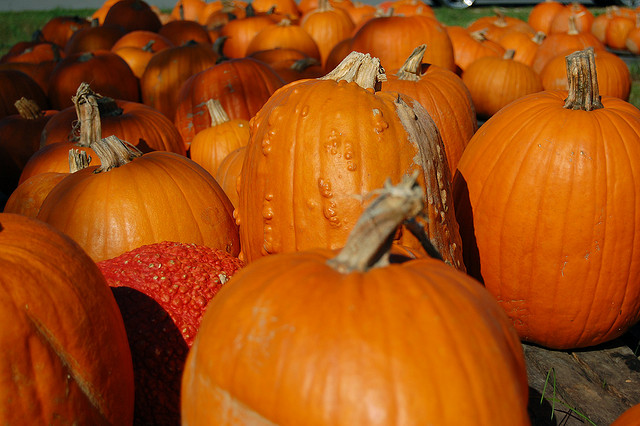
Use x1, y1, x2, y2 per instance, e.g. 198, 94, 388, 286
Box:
189, 99, 250, 176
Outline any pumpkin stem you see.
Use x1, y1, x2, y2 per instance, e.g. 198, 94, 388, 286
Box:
532, 31, 546, 44
503, 49, 515, 60
321, 51, 387, 90
72, 82, 102, 147
14, 97, 43, 119
91, 135, 143, 173
567, 15, 579, 35
68, 148, 91, 173
395, 44, 426, 82
326, 171, 424, 273
205, 99, 230, 126
563, 47, 603, 111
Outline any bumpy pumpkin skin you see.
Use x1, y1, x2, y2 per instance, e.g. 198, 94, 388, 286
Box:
0, 213, 134, 424
237, 77, 464, 268
37, 151, 240, 262
181, 252, 529, 425
454, 91, 640, 349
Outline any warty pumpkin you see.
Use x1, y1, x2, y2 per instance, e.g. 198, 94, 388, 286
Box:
453, 48, 640, 349
236, 51, 464, 269
182, 173, 529, 425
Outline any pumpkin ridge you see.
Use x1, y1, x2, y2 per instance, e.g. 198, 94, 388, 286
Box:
23, 309, 111, 422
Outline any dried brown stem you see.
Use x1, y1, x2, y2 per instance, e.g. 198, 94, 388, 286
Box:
563, 47, 603, 111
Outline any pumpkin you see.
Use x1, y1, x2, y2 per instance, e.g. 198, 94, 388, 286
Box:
445, 27, 505, 74
169, 0, 206, 21
41, 83, 186, 154
91, 0, 121, 24
98, 241, 245, 425
173, 57, 284, 147
466, 9, 534, 43
182, 173, 529, 425
300, 0, 355, 67
251, 0, 300, 20
612, 403, 640, 426
382, 44, 477, 176
246, 19, 321, 61
625, 14, 640, 54
531, 15, 604, 74
2, 41, 62, 64
236, 51, 464, 268
453, 48, 640, 349
527, 0, 564, 34
218, 4, 278, 58
63, 21, 127, 56
605, 14, 635, 50
548, 2, 594, 34
215, 145, 245, 209
47, 50, 139, 110
158, 20, 212, 46
462, 49, 542, 119
19, 84, 105, 184
102, 0, 162, 33
4, 150, 90, 218
0, 69, 49, 120
0, 61, 57, 97
0, 98, 56, 196
111, 29, 174, 52
37, 135, 239, 262
540, 48, 631, 101
497, 31, 545, 67
351, 14, 455, 72
270, 56, 325, 83
189, 99, 250, 175
40, 15, 91, 48
0, 212, 134, 424
140, 41, 219, 120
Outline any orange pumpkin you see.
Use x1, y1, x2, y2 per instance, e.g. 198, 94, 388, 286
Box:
612, 403, 640, 426
0, 213, 134, 424
140, 41, 220, 120
246, 19, 321, 61
351, 14, 455, 72
454, 48, 640, 349
173, 57, 284, 147
215, 145, 245, 209
382, 44, 477, 176
37, 135, 239, 262
237, 52, 464, 268
189, 99, 250, 175
218, 4, 278, 58
102, 0, 162, 33
300, 0, 355, 67
462, 49, 542, 119
528, 0, 565, 34
41, 84, 186, 154
446, 26, 505, 74
182, 174, 529, 425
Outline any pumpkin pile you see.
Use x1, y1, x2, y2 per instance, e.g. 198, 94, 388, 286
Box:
2, 0, 640, 423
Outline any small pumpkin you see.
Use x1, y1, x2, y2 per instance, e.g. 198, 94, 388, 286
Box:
189, 99, 250, 175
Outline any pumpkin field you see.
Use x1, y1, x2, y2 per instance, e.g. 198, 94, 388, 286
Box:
1, 0, 640, 424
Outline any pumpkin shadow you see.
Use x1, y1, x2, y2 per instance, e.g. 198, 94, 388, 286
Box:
111, 286, 188, 426
452, 169, 483, 283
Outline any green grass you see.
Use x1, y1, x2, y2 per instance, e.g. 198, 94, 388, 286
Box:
0, 9, 94, 58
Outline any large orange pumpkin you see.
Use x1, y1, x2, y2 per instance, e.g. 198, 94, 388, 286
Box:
37, 135, 240, 262
182, 174, 529, 425
453, 48, 640, 349
236, 52, 464, 268
0, 213, 134, 424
